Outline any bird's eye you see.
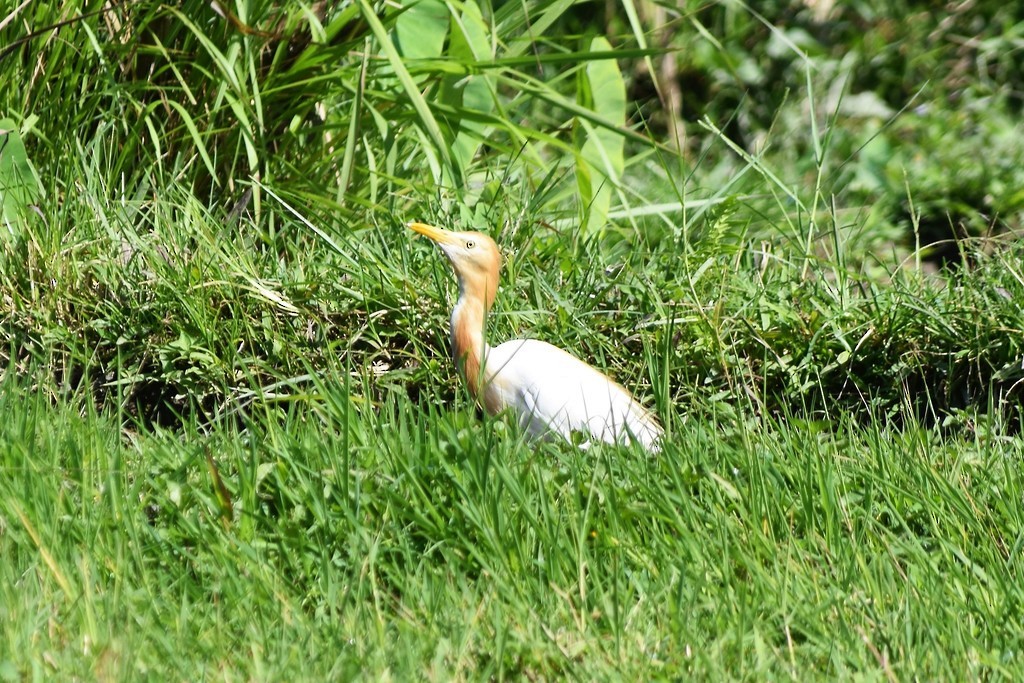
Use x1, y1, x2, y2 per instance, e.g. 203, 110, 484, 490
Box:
465, 240, 476, 249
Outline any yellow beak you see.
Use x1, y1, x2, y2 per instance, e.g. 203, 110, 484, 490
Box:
408, 221, 459, 246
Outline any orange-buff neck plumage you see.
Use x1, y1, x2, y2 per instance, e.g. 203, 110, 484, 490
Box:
409, 221, 663, 452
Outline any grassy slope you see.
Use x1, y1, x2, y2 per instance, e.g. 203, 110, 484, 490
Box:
2, 1, 1024, 680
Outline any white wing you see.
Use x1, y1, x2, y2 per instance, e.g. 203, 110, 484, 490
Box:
481, 339, 662, 451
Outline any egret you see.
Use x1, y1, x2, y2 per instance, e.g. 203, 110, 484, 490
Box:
409, 221, 663, 451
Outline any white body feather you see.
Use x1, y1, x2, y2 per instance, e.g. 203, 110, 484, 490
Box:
481, 339, 662, 450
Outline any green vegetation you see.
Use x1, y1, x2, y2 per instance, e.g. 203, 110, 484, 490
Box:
1, 0, 1022, 679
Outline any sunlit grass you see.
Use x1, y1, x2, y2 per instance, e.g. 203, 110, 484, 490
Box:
1, 1, 1023, 680
2, 373, 1022, 679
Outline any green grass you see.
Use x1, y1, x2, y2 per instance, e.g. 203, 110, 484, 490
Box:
2, 1, 1024, 679
3, 380, 1023, 679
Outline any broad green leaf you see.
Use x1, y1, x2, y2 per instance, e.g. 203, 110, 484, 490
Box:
577, 37, 625, 233
357, 0, 455, 184
441, 0, 497, 173
514, 71, 653, 148
0, 118, 44, 230
394, 0, 449, 59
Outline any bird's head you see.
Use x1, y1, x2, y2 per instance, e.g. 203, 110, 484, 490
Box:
409, 222, 502, 307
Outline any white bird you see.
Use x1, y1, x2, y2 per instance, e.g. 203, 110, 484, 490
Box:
409, 221, 663, 451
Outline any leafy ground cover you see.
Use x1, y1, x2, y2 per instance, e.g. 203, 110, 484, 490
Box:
1, 1, 1023, 679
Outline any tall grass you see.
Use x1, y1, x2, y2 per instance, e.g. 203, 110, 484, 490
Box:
1, 0, 1023, 679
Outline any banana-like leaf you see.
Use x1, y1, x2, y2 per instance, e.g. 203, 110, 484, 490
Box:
440, 0, 496, 174
0, 118, 44, 231
357, 0, 456, 184
394, 0, 448, 59
577, 36, 625, 233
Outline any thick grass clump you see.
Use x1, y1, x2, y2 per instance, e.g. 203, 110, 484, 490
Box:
2, 0, 1023, 679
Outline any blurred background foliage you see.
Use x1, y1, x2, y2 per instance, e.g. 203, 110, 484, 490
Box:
636, 0, 1024, 264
